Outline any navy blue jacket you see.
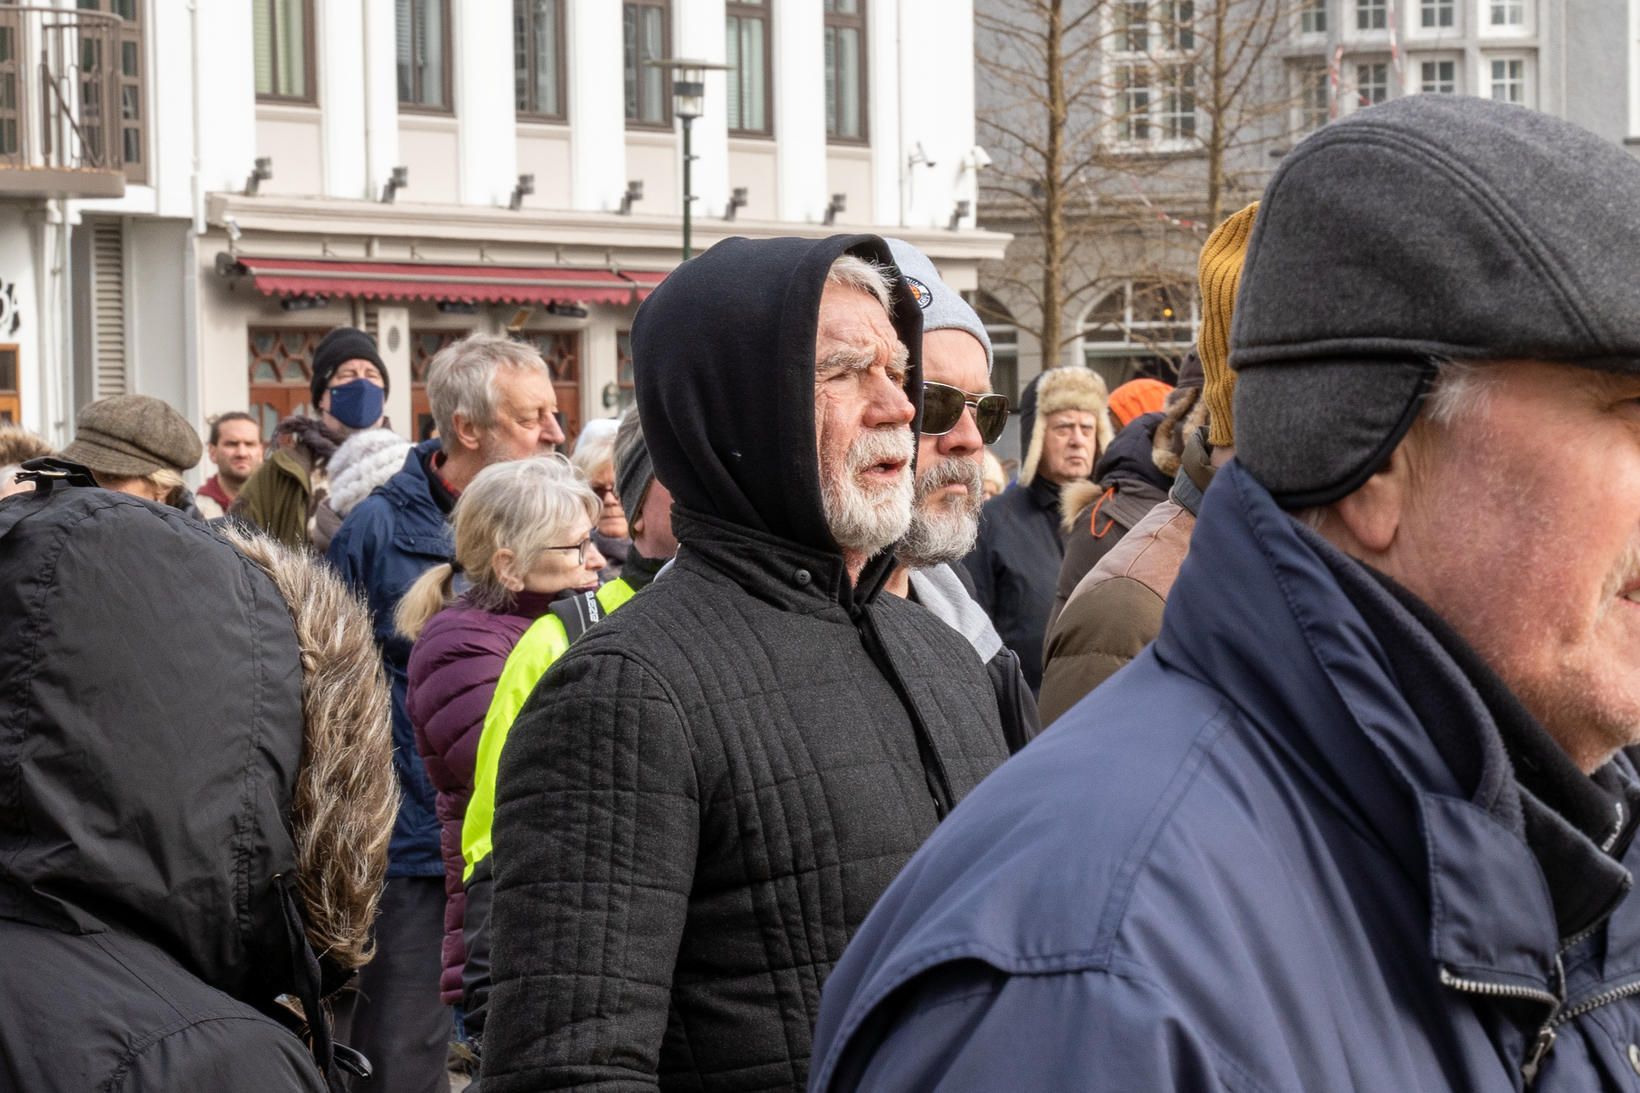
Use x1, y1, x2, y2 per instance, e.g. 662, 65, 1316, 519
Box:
963, 476, 1063, 695
327, 439, 452, 877
813, 460, 1640, 1092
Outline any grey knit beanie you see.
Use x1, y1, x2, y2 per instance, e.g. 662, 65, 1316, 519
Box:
1231, 95, 1640, 507
885, 239, 992, 373
613, 405, 653, 524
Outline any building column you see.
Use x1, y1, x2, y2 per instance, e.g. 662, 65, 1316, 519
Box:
377, 306, 413, 440
455, 2, 519, 207
362, 0, 401, 202
319, 0, 368, 199
567, 0, 628, 211
773, 0, 827, 223
895, 0, 974, 230
868, 0, 902, 227
675, 0, 730, 221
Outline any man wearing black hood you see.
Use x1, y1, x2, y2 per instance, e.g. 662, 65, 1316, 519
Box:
481, 235, 1010, 1092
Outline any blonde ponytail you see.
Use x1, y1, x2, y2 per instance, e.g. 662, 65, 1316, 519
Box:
394, 562, 455, 641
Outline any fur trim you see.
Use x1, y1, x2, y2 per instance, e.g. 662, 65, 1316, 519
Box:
219, 524, 397, 973
1151, 387, 1204, 478
326, 429, 414, 518
1021, 367, 1116, 486
1060, 478, 1107, 533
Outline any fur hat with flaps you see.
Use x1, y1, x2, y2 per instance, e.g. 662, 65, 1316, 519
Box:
0, 482, 395, 1074
1018, 365, 1115, 487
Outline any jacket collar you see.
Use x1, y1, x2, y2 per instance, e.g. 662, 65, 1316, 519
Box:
672, 505, 892, 614
1160, 461, 1638, 989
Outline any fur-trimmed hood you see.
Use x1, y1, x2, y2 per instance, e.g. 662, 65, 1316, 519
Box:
1018, 366, 1116, 487
0, 484, 394, 1016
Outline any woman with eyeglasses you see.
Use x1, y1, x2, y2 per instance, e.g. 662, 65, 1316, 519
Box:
395, 455, 604, 1068
569, 416, 630, 582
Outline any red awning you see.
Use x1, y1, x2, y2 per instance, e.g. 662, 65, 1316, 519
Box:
621, 269, 671, 300
227, 256, 645, 307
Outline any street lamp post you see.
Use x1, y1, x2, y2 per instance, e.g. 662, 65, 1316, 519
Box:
650, 59, 725, 262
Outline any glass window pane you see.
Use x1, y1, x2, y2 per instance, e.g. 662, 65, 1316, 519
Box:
278, 0, 306, 97
640, 7, 664, 123
837, 27, 859, 137
254, 0, 275, 95
514, 0, 530, 110
745, 17, 765, 130
725, 16, 742, 127
536, 0, 559, 115
254, 361, 279, 381
396, 0, 414, 101
623, 4, 639, 119
420, 0, 446, 107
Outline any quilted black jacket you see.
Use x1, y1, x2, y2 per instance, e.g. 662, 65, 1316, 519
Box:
481, 234, 1012, 1092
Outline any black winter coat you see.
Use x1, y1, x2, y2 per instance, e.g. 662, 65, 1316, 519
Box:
0, 485, 325, 1092
962, 475, 1065, 694
482, 235, 1011, 1092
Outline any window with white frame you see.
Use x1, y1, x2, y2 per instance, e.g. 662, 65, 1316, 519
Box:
1490, 0, 1525, 27
726, 0, 771, 135
1357, 0, 1387, 30
1419, 58, 1456, 93
1300, 0, 1327, 34
1110, 2, 1198, 148
1295, 61, 1329, 132
1490, 56, 1526, 102
1355, 61, 1389, 107
1082, 280, 1199, 387
1420, 0, 1453, 27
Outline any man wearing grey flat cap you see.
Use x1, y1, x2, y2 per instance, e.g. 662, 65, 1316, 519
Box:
811, 95, 1640, 1091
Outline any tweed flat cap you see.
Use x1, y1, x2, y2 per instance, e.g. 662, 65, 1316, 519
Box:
62, 395, 202, 478
1231, 95, 1640, 505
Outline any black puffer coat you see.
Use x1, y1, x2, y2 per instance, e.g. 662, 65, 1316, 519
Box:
0, 484, 326, 1091
482, 235, 1011, 1092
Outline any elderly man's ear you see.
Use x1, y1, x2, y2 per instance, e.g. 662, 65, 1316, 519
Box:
1320, 438, 1421, 558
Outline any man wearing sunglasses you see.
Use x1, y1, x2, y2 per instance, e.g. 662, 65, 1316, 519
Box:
883, 240, 1038, 754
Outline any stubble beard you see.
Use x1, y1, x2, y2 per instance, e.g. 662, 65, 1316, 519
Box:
821, 426, 915, 557
898, 453, 983, 568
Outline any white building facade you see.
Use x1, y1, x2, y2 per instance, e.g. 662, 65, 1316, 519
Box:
0, 0, 1006, 452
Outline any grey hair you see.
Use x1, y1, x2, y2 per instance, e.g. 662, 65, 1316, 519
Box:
1424, 358, 1500, 428
826, 254, 895, 316
426, 333, 551, 443
395, 454, 600, 638
570, 417, 620, 480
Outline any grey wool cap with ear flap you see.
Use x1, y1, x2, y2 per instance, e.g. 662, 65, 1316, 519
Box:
1230, 95, 1640, 507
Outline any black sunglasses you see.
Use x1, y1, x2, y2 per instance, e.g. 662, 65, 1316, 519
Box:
921, 381, 1010, 445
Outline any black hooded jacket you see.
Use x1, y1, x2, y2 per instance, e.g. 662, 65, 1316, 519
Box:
482, 236, 1011, 1092
0, 485, 325, 1092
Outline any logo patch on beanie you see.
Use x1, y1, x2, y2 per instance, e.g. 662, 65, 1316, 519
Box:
904, 275, 932, 309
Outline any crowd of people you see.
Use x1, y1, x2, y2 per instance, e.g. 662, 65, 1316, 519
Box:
3, 93, 1640, 1091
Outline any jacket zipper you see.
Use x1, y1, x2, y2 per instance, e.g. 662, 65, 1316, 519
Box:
1438, 965, 1563, 1085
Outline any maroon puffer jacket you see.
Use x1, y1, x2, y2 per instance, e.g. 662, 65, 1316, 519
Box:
406, 589, 555, 1003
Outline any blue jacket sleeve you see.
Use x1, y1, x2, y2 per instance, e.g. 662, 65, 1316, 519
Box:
819, 963, 1248, 1093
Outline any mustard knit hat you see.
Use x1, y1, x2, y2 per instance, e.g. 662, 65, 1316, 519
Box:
1197, 202, 1258, 448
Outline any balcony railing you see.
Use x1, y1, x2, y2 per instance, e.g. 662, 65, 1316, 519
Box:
0, 5, 125, 198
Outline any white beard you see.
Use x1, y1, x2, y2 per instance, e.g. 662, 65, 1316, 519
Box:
898, 453, 983, 567
821, 426, 915, 556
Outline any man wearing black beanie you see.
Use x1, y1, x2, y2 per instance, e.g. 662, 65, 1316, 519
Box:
813, 96, 1640, 1091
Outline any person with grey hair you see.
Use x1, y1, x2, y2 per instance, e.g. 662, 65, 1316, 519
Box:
813, 96, 1640, 1091
569, 416, 629, 580
325, 331, 564, 1093
881, 238, 1038, 754
481, 236, 1009, 1092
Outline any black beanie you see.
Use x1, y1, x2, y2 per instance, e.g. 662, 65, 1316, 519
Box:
310, 327, 389, 407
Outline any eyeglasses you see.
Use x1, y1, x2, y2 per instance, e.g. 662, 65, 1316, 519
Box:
546, 535, 596, 565
921, 381, 1010, 445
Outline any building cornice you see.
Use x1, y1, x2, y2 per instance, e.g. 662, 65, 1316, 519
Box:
206, 193, 1012, 263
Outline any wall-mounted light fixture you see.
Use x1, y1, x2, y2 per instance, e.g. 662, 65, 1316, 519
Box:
724, 186, 748, 221
280, 293, 328, 312
436, 300, 480, 315
619, 179, 644, 215
244, 157, 273, 197
949, 199, 972, 231
380, 166, 409, 203
823, 192, 847, 226
509, 173, 535, 211
546, 301, 590, 319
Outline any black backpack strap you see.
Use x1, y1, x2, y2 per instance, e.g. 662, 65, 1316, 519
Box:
548, 589, 602, 642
